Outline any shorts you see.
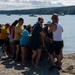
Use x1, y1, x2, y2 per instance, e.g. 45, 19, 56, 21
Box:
0, 39, 5, 46
30, 41, 43, 50
0, 39, 8, 46
20, 45, 28, 47
14, 40, 20, 45
48, 41, 64, 55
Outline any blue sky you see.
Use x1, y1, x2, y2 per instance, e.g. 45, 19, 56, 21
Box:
0, 0, 75, 10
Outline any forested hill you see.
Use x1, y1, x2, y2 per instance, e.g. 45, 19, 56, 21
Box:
0, 6, 75, 15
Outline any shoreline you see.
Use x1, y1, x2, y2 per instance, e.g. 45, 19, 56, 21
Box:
63, 53, 75, 57
63, 52, 75, 55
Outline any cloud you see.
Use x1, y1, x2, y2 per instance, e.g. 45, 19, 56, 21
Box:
0, 0, 75, 10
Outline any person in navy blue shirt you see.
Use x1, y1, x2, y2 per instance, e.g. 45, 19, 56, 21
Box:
30, 17, 45, 68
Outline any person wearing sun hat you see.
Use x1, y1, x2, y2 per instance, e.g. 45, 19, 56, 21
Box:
47, 21, 51, 24
44, 21, 51, 27
43, 20, 53, 50
43, 21, 52, 37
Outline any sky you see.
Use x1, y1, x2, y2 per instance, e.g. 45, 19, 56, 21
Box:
0, 0, 75, 10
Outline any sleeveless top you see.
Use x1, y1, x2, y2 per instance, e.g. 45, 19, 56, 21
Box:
53, 23, 63, 41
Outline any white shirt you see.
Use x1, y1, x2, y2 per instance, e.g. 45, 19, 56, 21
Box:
53, 23, 63, 41
8, 32, 14, 42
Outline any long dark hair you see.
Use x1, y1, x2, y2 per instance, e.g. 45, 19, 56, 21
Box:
12, 20, 18, 26
10, 20, 18, 34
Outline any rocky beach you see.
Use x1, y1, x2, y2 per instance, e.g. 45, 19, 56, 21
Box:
0, 53, 75, 75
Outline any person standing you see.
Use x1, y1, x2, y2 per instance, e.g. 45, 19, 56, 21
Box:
8, 20, 18, 57
20, 25, 32, 65
48, 14, 64, 70
30, 17, 45, 68
14, 18, 24, 61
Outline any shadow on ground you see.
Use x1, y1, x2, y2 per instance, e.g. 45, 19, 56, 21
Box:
0, 53, 60, 75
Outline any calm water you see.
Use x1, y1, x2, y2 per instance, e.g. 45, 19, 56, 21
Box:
0, 14, 75, 54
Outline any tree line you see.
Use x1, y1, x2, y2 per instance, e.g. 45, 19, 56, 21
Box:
0, 6, 75, 15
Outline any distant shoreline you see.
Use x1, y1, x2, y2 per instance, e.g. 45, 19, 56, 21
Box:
0, 6, 75, 15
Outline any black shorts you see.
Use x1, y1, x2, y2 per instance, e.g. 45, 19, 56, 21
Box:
14, 40, 20, 45
0, 39, 8, 46
0, 39, 4, 46
48, 41, 64, 55
20, 45, 28, 47
30, 41, 43, 50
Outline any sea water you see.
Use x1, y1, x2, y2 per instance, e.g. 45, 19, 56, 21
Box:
0, 14, 75, 54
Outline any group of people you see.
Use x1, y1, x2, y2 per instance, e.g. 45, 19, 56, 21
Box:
0, 13, 64, 70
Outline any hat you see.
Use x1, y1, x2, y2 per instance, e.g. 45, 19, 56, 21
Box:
44, 21, 51, 25
47, 21, 51, 24
51, 13, 58, 19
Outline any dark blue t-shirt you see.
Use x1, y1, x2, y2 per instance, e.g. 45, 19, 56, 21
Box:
31, 22, 42, 43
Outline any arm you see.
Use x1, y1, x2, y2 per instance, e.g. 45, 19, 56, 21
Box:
62, 28, 64, 32
11, 26, 15, 38
22, 30, 32, 38
40, 31, 45, 38
27, 34, 32, 38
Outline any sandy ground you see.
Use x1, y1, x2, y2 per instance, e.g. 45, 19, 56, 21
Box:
0, 53, 75, 75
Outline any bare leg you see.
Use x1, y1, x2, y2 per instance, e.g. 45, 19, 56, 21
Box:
10, 42, 14, 55
2, 44, 6, 55
48, 53, 55, 66
56, 55, 62, 70
35, 49, 41, 68
21, 46, 27, 65
60, 47, 63, 60
16, 44, 20, 60
32, 50, 37, 66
